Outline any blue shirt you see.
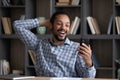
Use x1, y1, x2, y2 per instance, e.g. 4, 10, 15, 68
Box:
13, 18, 96, 77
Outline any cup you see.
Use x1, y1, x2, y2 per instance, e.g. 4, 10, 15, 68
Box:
36, 17, 46, 34
37, 26, 46, 34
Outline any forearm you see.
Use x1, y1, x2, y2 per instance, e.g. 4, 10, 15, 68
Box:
14, 18, 39, 30
76, 65, 96, 78
88, 66, 96, 78
84, 66, 96, 78
76, 55, 96, 78
13, 18, 40, 50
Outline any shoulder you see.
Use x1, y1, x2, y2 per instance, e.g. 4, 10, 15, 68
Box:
67, 40, 80, 50
65, 38, 79, 46
70, 40, 79, 46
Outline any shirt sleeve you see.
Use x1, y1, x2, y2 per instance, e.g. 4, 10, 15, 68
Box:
13, 18, 40, 50
75, 55, 96, 78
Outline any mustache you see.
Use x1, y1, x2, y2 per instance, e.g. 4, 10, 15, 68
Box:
57, 29, 67, 33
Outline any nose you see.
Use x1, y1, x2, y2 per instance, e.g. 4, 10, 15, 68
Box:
61, 23, 66, 29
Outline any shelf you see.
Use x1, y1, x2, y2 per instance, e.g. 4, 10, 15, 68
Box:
115, 4, 120, 7
27, 66, 35, 68
84, 35, 114, 39
83, 34, 120, 40
0, 34, 18, 39
37, 34, 82, 39
0, 5, 25, 8
96, 67, 113, 70
55, 5, 82, 8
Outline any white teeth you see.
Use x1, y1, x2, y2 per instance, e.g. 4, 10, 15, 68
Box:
61, 32, 65, 34
59, 31, 65, 34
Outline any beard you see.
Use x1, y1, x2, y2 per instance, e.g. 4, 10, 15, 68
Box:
53, 33, 67, 41
52, 26, 68, 41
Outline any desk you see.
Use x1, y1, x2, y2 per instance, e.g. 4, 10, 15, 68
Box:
15, 77, 118, 80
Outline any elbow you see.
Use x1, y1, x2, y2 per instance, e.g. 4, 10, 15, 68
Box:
13, 20, 22, 31
13, 20, 18, 28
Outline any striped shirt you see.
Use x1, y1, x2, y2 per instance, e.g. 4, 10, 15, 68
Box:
13, 18, 96, 77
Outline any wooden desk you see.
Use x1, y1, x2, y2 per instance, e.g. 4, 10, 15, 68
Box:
14, 77, 118, 80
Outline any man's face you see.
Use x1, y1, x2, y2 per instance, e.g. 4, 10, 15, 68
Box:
52, 14, 70, 41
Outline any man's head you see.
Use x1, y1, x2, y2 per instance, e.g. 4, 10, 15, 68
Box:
50, 12, 71, 41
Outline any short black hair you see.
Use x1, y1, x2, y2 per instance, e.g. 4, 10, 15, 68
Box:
50, 11, 71, 24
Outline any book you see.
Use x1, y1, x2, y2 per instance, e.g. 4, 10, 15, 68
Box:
0, 59, 10, 75
56, 2, 69, 6
71, 0, 80, 5
116, 0, 120, 4
58, 0, 70, 3
69, 16, 80, 34
12, 70, 23, 75
2, 0, 6, 6
19, 15, 26, 20
72, 17, 80, 34
117, 16, 120, 34
28, 50, 36, 65
87, 16, 101, 34
2, 0, 11, 6
87, 17, 96, 34
3, 60, 10, 75
7, 18, 12, 33
115, 16, 120, 34
107, 14, 114, 34
56, 0, 70, 6
92, 18, 101, 34
1, 17, 12, 34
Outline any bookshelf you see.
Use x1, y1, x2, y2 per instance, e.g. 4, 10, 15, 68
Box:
0, 0, 120, 79
0, 0, 36, 76
84, 0, 114, 78
51, 0, 82, 34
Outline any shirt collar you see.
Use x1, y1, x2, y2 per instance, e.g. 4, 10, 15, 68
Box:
49, 37, 71, 46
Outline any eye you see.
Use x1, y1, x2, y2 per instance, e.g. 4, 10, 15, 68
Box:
56, 22, 62, 26
57, 22, 61, 25
66, 23, 70, 28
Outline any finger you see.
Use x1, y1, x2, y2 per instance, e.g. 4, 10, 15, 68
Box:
81, 43, 91, 51
80, 46, 91, 54
79, 48, 92, 58
81, 43, 90, 49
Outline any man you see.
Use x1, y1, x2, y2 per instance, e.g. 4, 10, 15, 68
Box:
13, 11, 96, 77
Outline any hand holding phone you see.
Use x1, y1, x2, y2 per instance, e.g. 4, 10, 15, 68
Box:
79, 39, 92, 67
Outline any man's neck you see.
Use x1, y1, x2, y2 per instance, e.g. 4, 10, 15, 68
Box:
52, 37, 64, 46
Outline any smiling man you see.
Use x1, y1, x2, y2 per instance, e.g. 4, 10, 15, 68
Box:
13, 11, 96, 77
50, 12, 70, 45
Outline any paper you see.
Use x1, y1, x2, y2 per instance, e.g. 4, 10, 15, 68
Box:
50, 77, 82, 80
13, 76, 35, 80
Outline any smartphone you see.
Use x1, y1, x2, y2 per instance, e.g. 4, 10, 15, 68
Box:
80, 39, 90, 46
